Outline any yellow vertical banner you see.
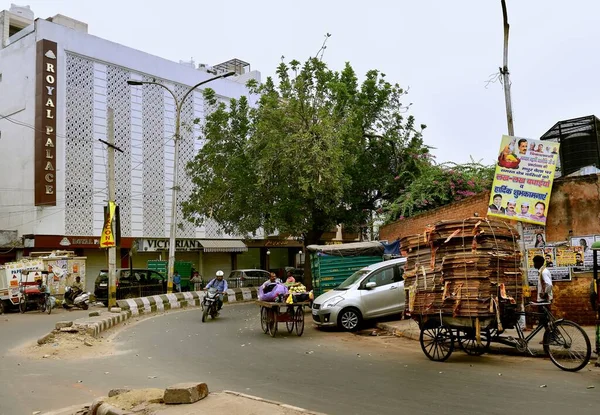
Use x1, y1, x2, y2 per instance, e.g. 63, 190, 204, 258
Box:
100, 201, 116, 248
487, 135, 560, 225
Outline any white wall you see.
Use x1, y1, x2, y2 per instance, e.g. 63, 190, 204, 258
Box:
0, 17, 260, 240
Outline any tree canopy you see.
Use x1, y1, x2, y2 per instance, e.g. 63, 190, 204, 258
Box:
182, 56, 429, 245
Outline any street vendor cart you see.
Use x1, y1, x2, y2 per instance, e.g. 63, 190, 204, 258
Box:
18, 270, 53, 314
256, 300, 310, 337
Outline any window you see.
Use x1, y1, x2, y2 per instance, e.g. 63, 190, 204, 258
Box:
364, 267, 395, 288
149, 271, 164, 282
394, 266, 405, 283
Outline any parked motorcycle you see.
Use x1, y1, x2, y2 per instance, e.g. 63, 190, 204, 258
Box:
201, 287, 220, 322
62, 286, 90, 310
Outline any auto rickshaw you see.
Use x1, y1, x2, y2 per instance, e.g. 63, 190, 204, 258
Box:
18, 270, 53, 314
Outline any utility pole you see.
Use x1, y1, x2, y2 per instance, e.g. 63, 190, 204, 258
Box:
99, 109, 123, 308
107, 108, 117, 309
500, 0, 527, 330
127, 71, 236, 293
500, 0, 514, 136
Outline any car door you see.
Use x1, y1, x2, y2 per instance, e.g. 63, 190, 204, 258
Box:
148, 271, 166, 295
359, 266, 397, 318
389, 265, 406, 314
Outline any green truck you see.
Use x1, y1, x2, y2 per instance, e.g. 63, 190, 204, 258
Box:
147, 260, 194, 291
307, 242, 385, 297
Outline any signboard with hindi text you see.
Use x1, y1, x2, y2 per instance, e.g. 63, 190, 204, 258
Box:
487, 135, 560, 226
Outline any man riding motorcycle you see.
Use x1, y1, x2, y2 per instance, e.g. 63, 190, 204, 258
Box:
205, 270, 228, 310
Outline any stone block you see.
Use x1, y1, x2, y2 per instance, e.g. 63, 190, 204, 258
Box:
37, 332, 55, 345
55, 321, 73, 329
89, 311, 100, 317
110, 307, 122, 313
60, 327, 79, 333
163, 382, 208, 404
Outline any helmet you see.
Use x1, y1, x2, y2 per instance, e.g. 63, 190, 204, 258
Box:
216, 270, 224, 277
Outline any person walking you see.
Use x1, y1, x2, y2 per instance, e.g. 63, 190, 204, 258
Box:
173, 271, 182, 293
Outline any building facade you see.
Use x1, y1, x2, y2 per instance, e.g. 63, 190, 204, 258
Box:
0, 6, 299, 290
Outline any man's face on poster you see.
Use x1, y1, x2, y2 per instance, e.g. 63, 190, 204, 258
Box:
535, 203, 545, 217
520, 204, 529, 214
507, 202, 516, 214
518, 140, 528, 154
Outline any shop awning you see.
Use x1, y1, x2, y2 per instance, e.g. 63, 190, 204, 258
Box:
199, 239, 248, 253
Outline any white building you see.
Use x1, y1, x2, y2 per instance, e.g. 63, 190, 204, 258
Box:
0, 5, 301, 290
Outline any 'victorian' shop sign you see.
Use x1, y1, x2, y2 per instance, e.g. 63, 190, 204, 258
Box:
35, 39, 58, 206
140, 239, 203, 251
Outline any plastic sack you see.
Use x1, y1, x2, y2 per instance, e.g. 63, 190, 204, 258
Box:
259, 283, 289, 302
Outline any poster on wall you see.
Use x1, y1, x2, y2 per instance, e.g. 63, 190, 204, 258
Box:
488, 135, 560, 225
571, 236, 596, 272
526, 247, 571, 285
522, 224, 547, 249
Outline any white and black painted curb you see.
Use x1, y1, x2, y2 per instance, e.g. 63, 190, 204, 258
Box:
39, 288, 259, 342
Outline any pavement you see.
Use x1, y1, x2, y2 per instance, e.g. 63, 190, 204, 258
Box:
375, 317, 599, 359
42, 389, 326, 415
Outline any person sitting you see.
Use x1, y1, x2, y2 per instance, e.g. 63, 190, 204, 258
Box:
285, 271, 296, 284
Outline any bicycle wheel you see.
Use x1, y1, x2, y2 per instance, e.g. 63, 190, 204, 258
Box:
46, 297, 52, 315
295, 307, 304, 336
543, 320, 591, 372
260, 307, 269, 334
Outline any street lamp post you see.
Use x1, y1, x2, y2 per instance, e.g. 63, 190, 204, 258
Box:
127, 71, 235, 293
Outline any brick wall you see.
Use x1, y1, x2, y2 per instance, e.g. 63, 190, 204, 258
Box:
379, 191, 491, 241
380, 173, 600, 325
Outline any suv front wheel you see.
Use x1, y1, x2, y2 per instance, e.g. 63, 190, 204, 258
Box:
338, 308, 362, 331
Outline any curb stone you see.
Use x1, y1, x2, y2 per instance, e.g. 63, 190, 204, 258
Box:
37, 289, 260, 343
222, 390, 329, 415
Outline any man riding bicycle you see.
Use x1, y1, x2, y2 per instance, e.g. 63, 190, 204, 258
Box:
205, 270, 228, 310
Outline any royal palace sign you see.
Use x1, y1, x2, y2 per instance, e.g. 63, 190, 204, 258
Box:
35, 40, 58, 206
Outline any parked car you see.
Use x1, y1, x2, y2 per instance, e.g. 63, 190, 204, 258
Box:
226, 269, 270, 288
94, 268, 166, 305
311, 257, 406, 331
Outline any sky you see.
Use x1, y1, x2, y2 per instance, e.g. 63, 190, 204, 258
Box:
5, 0, 600, 165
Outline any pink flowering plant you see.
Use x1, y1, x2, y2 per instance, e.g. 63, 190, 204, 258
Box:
384, 158, 494, 222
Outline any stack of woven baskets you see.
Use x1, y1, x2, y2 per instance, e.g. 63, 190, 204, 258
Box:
402, 218, 523, 320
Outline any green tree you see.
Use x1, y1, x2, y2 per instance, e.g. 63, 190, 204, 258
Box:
182, 55, 428, 267
383, 158, 495, 222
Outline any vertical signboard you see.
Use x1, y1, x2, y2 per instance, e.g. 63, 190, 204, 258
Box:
487, 135, 560, 225
35, 40, 58, 206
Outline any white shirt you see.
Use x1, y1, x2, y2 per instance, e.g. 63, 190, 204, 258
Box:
536, 267, 553, 302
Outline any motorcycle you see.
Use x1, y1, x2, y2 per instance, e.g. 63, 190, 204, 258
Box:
62, 286, 90, 310
201, 287, 220, 322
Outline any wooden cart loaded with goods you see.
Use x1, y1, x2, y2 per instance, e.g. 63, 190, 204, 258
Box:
403, 218, 523, 361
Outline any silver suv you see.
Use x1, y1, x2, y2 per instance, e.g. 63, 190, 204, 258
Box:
226, 269, 270, 288
312, 257, 406, 331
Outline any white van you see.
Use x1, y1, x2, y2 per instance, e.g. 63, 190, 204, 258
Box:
311, 257, 406, 331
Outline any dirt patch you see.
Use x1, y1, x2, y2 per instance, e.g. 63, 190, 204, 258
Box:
11, 329, 125, 360
105, 388, 164, 410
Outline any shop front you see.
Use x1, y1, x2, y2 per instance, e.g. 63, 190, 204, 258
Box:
243, 239, 304, 277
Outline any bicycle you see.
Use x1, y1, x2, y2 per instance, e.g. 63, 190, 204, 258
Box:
491, 301, 592, 372
419, 301, 592, 372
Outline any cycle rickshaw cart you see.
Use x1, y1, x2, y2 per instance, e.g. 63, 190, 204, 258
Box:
18, 269, 53, 314
404, 217, 591, 372
256, 299, 310, 337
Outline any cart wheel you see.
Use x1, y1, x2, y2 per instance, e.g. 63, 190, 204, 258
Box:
420, 320, 454, 362
285, 307, 295, 333
0, 301, 4, 315
457, 328, 490, 356
19, 297, 26, 314
260, 307, 269, 334
295, 307, 304, 336
268, 309, 278, 337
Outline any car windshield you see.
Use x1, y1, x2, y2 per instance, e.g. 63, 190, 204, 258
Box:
335, 270, 369, 290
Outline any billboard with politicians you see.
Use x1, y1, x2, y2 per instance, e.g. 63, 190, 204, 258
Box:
487, 135, 560, 226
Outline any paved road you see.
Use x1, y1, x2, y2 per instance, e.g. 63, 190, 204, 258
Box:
1, 303, 599, 415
